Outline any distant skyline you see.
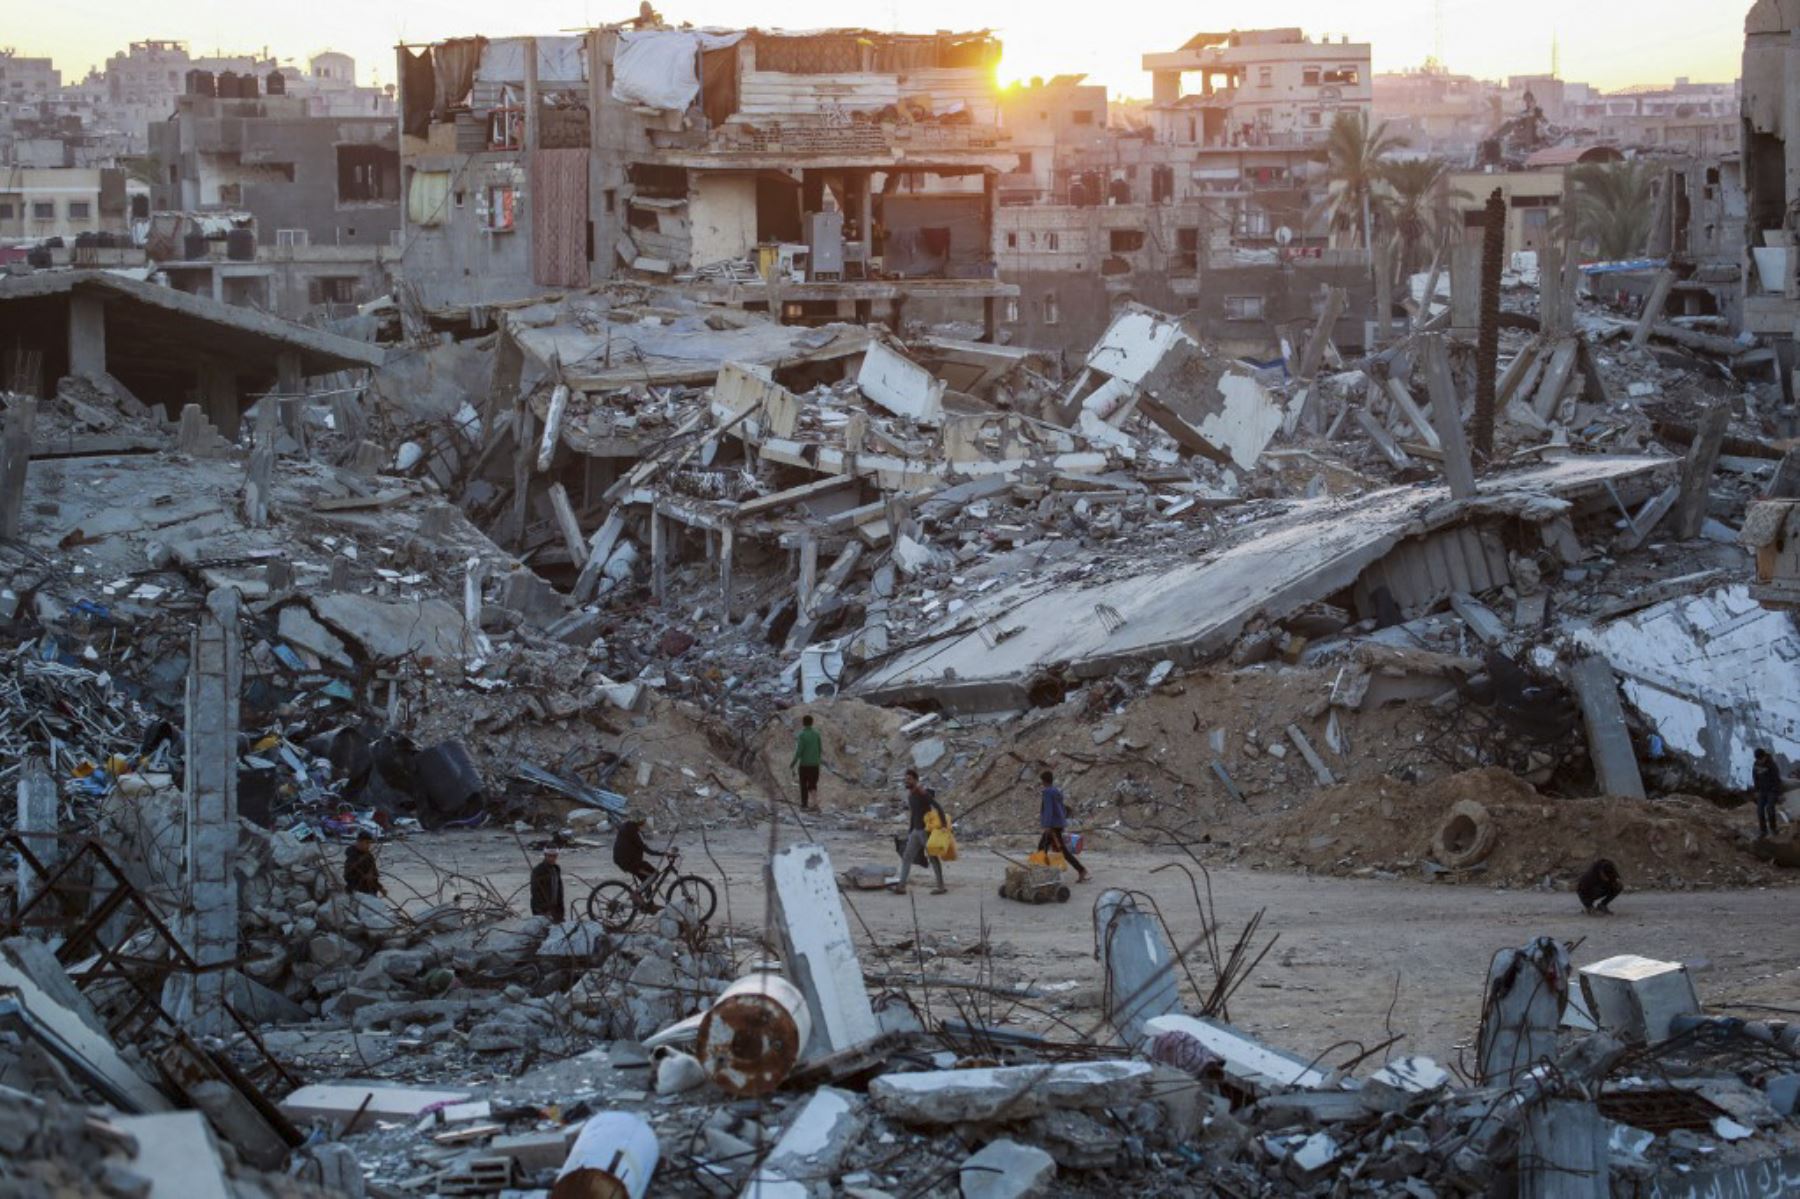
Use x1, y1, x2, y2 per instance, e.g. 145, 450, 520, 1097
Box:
7, 0, 1746, 98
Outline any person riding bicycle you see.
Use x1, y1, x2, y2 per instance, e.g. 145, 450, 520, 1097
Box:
613, 817, 669, 898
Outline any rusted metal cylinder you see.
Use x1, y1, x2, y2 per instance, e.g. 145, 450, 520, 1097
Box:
695, 970, 812, 1097
549, 1112, 659, 1199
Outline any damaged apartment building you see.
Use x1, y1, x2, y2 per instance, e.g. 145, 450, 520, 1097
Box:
395, 24, 1018, 336
995, 28, 1376, 356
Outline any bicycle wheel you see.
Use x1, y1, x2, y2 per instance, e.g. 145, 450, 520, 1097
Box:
586, 880, 639, 931
663, 875, 717, 927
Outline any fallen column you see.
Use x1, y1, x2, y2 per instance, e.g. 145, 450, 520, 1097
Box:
1568, 655, 1646, 800
766, 845, 878, 1062
1094, 890, 1179, 1048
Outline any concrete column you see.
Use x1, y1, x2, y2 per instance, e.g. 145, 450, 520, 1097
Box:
68, 290, 107, 380
0, 397, 38, 540
276, 350, 302, 400
650, 509, 668, 605
523, 37, 540, 153
180, 587, 242, 1033
1570, 655, 1646, 800
719, 524, 735, 614
797, 534, 819, 612
1449, 242, 1482, 334
198, 357, 240, 440
15, 756, 58, 928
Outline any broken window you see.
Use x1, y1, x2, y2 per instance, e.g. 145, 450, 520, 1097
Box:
603, 188, 616, 214
1046, 232, 1059, 250
0, 203, 13, 220
1305, 110, 1323, 127
1005, 232, 1017, 248
1176, 226, 1199, 272
1042, 293, 1059, 324
307, 276, 360, 305
1072, 110, 1094, 126
337, 145, 398, 203
1303, 67, 1321, 87
485, 185, 516, 231
627, 206, 659, 231
1323, 66, 1360, 86
627, 163, 689, 199
1109, 229, 1145, 252
1225, 295, 1265, 321
1151, 165, 1175, 204
1015, 151, 1033, 174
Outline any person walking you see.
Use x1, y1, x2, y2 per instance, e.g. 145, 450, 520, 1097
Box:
792, 714, 823, 810
344, 831, 384, 896
891, 769, 947, 896
1753, 748, 1784, 839
1576, 858, 1622, 916
529, 847, 566, 923
1037, 769, 1091, 884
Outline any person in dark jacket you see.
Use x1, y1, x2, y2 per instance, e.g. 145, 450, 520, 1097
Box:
1037, 770, 1090, 883
529, 848, 565, 923
344, 831, 383, 896
891, 769, 947, 895
613, 818, 663, 890
1576, 858, 1621, 915
1753, 749, 1784, 839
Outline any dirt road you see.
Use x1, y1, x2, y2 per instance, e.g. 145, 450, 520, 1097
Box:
383, 819, 1798, 1068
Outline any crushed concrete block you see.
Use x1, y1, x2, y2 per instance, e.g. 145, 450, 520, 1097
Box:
279, 1082, 470, 1124
1579, 955, 1701, 1044
910, 738, 947, 770
1365, 1056, 1451, 1111
964, 1137, 1058, 1188
858, 341, 945, 426
310, 593, 471, 665
277, 605, 352, 669
740, 1086, 865, 1198
870, 1061, 1157, 1125
767, 845, 879, 1062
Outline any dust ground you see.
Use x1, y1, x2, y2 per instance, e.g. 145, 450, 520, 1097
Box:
383, 819, 1799, 1071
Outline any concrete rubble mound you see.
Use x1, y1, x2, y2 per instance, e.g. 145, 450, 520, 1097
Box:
4, 27, 1800, 1192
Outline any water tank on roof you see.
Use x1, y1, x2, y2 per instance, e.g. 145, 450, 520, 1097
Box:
186, 69, 216, 97
226, 227, 256, 261
182, 231, 207, 260
265, 70, 286, 96
217, 71, 240, 99
239, 72, 258, 98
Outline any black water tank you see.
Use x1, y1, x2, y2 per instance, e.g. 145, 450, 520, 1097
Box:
74, 231, 97, 248
186, 69, 216, 97
217, 70, 240, 99
26, 247, 52, 269
226, 227, 256, 260
265, 70, 286, 96
239, 72, 258, 98
182, 230, 207, 259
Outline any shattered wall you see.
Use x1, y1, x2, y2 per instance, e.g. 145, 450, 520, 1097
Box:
1576, 585, 1800, 787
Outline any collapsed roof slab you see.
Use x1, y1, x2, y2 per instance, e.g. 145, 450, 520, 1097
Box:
852, 456, 1673, 714
0, 272, 385, 440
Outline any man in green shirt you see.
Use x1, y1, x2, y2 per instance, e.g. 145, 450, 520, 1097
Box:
791, 714, 823, 809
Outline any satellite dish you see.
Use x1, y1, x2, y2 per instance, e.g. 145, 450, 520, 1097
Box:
1275, 226, 1294, 246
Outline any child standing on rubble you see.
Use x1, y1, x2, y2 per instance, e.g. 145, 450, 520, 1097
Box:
344, 831, 385, 897
891, 769, 948, 896
1038, 770, 1091, 884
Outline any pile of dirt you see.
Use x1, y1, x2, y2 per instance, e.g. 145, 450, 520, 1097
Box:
1257, 767, 1788, 890
751, 698, 914, 809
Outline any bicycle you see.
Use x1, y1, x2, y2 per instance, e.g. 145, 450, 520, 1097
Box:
584, 848, 717, 933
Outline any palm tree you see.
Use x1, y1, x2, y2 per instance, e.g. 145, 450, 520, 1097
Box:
1313, 110, 1410, 249
1381, 157, 1466, 276
1566, 160, 1656, 261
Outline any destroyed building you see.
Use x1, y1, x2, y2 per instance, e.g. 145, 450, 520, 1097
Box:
396, 23, 1018, 337
2, 6, 1800, 1199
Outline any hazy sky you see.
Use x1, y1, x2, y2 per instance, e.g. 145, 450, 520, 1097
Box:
10, 0, 1744, 96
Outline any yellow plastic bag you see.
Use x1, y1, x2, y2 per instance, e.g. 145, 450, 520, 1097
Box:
1026, 850, 1066, 870
926, 826, 958, 862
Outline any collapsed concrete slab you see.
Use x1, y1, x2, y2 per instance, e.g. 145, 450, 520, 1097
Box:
855, 457, 1670, 713
107, 1111, 233, 1199
1575, 584, 1800, 787
858, 340, 946, 426
740, 1087, 865, 1199
0, 940, 171, 1114
310, 593, 474, 665
278, 1082, 471, 1124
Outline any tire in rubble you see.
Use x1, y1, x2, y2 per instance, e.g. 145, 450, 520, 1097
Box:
1431, 799, 1497, 869
586, 880, 638, 931
664, 875, 718, 929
